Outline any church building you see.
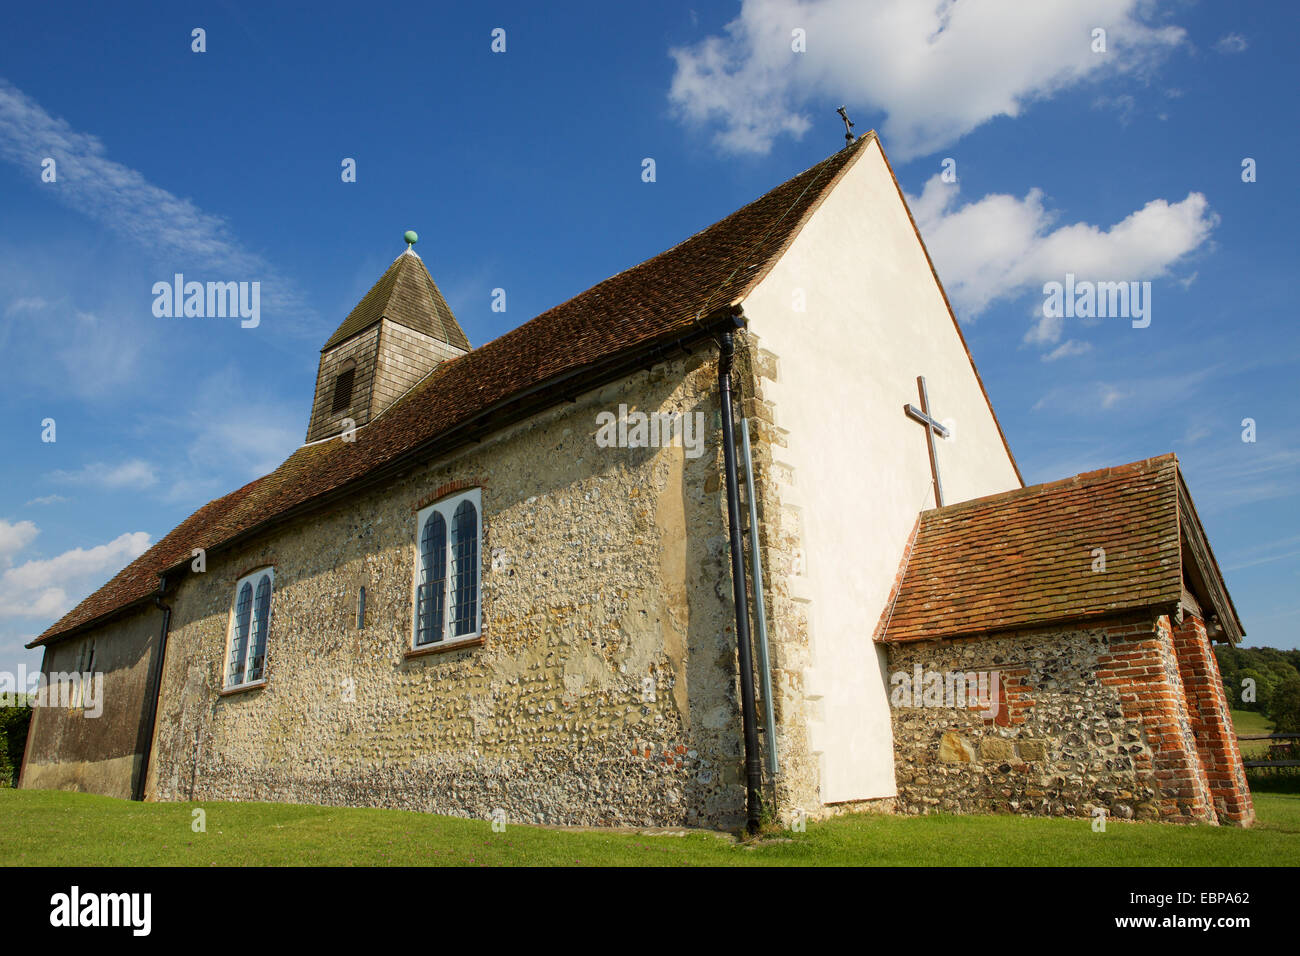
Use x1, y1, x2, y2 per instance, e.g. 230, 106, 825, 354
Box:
20, 131, 1253, 829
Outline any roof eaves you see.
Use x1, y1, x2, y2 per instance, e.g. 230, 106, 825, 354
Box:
1174, 464, 1245, 643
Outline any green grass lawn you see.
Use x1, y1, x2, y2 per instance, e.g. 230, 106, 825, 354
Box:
1, 788, 1296, 866
1232, 708, 1277, 759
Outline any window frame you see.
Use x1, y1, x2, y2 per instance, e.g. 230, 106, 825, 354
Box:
411, 488, 482, 651
223, 566, 275, 691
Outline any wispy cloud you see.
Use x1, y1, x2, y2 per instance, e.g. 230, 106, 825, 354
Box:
1032, 367, 1218, 415
0, 77, 314, 330
1214, 33, 1248, 55
24, 495, 68, 507
49, 459, 159, 491
4, 296, 49, 317
1185, 446, 1300, 513
1042, 339, 1092, 362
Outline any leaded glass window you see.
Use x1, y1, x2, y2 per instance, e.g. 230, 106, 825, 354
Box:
413, 489, 481, 647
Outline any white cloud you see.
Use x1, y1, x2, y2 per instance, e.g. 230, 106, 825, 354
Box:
0, 530, 151, 620
1214, 33, 1248, 54
50, 459, 159, 491
0, 519, 39, 567
668, 0, 1185, 158
1042, 339, 1092, 362
906, 176, 1217, 341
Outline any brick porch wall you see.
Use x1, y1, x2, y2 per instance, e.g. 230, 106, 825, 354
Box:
1096, 615, 1218, 824
1170, 613, 1255, 826
886, 612, 1234, 825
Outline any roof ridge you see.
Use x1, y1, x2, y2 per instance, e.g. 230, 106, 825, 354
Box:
926, 452, 1179, 519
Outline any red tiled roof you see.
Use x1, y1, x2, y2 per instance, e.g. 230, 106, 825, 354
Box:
31, 134, 883, 648
875, 454, 1211, 644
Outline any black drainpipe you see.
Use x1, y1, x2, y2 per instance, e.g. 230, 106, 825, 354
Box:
133, 573, 172, 802
717, 316, 763, 834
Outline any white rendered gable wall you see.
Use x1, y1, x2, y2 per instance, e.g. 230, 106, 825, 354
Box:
744, 138, 1022, 804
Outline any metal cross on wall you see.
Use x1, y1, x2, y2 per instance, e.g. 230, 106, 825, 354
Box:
904, 375, 950, 508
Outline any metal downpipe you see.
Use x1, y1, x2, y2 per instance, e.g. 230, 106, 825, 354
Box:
718, 328, 764, 834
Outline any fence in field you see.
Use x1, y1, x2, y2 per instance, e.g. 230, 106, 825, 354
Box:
1238, 732, 1300, 770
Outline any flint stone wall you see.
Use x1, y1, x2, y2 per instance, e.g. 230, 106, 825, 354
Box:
146, 352, 759, 829
884, 612, 1231, 824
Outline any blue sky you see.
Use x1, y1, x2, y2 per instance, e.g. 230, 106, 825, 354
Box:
1, 0, 1297, 679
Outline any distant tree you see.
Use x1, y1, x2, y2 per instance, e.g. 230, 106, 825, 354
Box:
0, 703, 32, 787
1270, 677, 1300, 735
1238, 668, 1275, 712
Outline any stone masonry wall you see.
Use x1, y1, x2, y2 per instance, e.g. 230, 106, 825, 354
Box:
145, 351, 758, 829
884, 613, 1231, 824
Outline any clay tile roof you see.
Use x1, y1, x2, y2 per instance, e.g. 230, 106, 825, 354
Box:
875, 454, 1216, 644
322, 250, 470, 351
30, 134, 879, 649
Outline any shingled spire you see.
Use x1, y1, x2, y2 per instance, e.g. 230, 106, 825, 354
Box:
306, 237, 471, 443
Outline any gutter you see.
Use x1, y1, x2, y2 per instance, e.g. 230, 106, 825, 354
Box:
716, 317, 764, 835
132, 573, 172, 802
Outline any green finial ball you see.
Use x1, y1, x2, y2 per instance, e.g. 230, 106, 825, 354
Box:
404, 230, 419, 246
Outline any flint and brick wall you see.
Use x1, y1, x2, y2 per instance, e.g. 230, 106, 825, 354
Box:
883, 612, 1252, 825
1171, 614, 1254, 824
145, 352, 760, 829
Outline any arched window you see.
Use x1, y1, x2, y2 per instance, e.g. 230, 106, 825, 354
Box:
331, 359, 356, 414
451, 499, 479, 637
225, 568, 274, 689
416, 512, 446, 646
226, 581, 253, 686
413, 489, 481, 647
